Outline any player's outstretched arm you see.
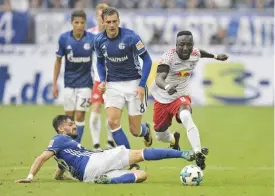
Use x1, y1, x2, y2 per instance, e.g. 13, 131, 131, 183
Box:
52, 57, 62, 98
15, 151, 54, 183
199, 49, 228, 61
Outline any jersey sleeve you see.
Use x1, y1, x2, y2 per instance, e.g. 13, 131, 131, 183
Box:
45, 136, 66, 154
56, 35, 66, 57
94, 35, 103, 58
131, 32, 147, 56
159, 49, 174, 66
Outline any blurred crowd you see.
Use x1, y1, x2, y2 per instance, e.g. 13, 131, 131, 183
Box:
0, 0, 273, 11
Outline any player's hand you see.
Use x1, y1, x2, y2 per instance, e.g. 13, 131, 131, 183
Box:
215, 54, 228, 61
15, 178, 32, 183
165, 84, 178, 95
52, 84, 59, 98
136, 86, 145, 102
98, 82, 106, 93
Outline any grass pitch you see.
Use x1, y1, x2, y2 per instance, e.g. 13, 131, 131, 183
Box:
0, 105, 273, 196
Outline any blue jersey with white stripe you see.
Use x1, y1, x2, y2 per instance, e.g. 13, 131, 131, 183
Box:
56, 31, 95, 88
46, 134, 92, 181
94, 27, 147, 82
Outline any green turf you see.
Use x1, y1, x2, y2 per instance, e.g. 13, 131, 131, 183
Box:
0, 105, 273, 196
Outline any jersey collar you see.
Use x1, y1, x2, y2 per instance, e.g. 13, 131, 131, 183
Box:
104, 27, 121, 41
70, 30, 87, 41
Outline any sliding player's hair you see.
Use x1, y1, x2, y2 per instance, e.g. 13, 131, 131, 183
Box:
177, 31, 192, 37
71, 10, 86, 21
101, 7, 120, 20
52, 115, 70, 133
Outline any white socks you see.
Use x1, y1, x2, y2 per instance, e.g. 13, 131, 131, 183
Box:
155, 129, 174, 143
90, 112, 114, 146
106, 119, 113, 141
179, 110, 201, 153
90, 112, 101, 145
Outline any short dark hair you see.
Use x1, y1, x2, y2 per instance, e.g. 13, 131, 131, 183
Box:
101, 7, 119, 21
71, 10, 86, 21
52, 115, 70, 133
177, 31, 192, 37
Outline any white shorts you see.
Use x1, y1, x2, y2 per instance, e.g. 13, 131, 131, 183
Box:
83, 146, 130, 182
63, 87, 91, 112
103, 79, 148, 116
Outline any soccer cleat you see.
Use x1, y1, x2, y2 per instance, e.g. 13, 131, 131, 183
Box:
169, 132, 181, 150
128, 163, 140, 170
93, 144, 102, 151
105, 140, 116, 149
195, 152, 206, 170
94, 174, 111, 184
201, 147, 209, 156
143, 123, 153, 147
181, 150, 195, 161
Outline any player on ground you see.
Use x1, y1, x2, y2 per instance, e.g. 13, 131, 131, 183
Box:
94, 8, 153, 153
52, 10, 95, 143
151, 30, 228, 170
87, 3, 115, 150
15, 115, 197, 184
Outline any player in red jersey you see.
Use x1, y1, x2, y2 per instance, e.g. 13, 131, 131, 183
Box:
87, 3, 115, 150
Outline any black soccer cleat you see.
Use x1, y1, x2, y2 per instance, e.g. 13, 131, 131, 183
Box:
128, 163, 140, 170
201, 147, 209, 156
105, 140, 116, 149
93, 143, 101, 150
195, 152, 206, 170
143, 123, 153, 147
169, 132, 181, 150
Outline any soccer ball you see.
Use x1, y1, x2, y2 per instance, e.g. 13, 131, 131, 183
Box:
180, 165, 203, 186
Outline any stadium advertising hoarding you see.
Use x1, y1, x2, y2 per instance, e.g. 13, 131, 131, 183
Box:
0, 45, 273, 106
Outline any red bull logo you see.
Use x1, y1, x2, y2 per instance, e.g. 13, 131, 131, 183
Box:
175, 70, 191, 77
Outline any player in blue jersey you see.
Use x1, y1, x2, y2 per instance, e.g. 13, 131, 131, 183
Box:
15, 115, 199, 184
52, 10, 95, 143
94, 7, 153, 155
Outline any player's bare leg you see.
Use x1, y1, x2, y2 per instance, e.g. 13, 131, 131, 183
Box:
75, 111, 85, 143
128, 115, 152, 147
107, 107, 131, 149
65, 111, 75, 120
177, 104, 208, 170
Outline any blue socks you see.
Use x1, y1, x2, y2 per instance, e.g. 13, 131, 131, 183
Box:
110, 173, 136, 184
138, 123, 149, 137
143, 148, 184, 160
75, 121, 85, 143
112, 127, 131, 149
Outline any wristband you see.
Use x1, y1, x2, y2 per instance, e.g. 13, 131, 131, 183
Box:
27, 174, 33, 180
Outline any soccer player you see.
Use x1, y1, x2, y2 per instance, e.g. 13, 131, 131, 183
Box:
52, 10, 95, 143
151, 30, 228, 170
94, 8, 153, 151
15, 115, 197, 184
87, 3, 115, 150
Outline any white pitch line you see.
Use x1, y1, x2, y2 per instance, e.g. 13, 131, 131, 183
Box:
0, 166, 273, 171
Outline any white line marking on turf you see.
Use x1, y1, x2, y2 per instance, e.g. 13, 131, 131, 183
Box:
0, 166, 273, 171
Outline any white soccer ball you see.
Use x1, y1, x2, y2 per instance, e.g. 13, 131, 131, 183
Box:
180, 165, 203, 186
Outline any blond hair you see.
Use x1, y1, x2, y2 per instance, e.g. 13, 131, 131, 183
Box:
96, 3, 109, 12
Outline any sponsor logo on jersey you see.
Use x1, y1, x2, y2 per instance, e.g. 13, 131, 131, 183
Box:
175, 70, 191, 77
136, 40, 144, 50
107, 55, 128, 62
67, 50, 91, 63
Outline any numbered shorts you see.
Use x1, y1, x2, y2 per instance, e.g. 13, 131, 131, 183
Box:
90, 80, 104, 104
153, 96, 191, 131
83, 146, 130, 182
63, 87, 91, 112
103, 80, 148, 116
